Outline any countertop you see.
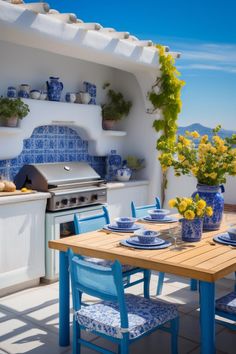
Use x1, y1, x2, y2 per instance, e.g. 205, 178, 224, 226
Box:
106, 179, 149, 190
0, 192, 50, 205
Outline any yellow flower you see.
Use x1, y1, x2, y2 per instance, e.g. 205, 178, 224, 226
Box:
197, 200, 206, 209
179, 201, 188, 212
191, 131, 200, 138
183, 198, 193, 206
169, 199, 177, 208
184, 210, 195, 220
205, 207, 213, 217
191, 167, 199, 176
196, 208, 204, 217
200, 135, 208, 143
209, 172, 217, 179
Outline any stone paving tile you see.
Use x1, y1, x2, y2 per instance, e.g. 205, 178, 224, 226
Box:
0, 274, 235, 354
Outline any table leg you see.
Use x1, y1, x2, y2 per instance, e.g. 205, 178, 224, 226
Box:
59, 251, 70, 346
199, 281, 215, 354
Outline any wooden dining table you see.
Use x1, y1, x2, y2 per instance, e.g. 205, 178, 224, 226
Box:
48, 214, 236, 354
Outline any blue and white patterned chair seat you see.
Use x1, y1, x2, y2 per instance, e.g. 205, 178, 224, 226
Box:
83, 257, 135, 273
216, 292, 236, 314
76, 293, 178, 339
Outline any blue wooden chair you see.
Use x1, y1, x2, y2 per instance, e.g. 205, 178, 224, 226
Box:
131, 199, 197, 295
74, 206, 151, 298
215, 281, 236, 330
68, 249, 179, 354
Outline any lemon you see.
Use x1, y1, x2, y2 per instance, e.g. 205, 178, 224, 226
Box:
21, 187, 28, 192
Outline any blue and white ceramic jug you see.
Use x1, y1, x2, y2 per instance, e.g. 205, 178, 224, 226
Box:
116, 160, 132, 182
46, 77, 63, 101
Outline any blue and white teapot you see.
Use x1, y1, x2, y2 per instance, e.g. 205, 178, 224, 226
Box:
116, 160, 132, 182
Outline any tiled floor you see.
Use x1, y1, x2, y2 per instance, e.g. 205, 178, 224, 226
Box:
0, 273, 236, 354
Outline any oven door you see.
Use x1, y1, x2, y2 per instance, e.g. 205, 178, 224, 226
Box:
44, 204, 105, 281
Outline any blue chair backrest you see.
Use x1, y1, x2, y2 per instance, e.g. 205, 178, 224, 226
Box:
74, 206, 110, 234
131, 197, 161, 218
68, 249, 128, 328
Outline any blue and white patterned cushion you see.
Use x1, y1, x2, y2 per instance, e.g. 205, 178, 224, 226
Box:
215, 292, 236, 314
75, 293, 178, 339
83, 257, 135, 273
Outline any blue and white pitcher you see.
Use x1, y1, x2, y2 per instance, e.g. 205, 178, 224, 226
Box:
46, 77, 63, 102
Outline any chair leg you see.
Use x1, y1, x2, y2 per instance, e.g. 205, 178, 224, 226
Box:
73, 318, 81, 354
144, 270, 151, 298
156, 272, 165, 295
190, 279, 198, 291
120, 334, 129, 354
170, 317, 179, 354
234, 272, 236, 292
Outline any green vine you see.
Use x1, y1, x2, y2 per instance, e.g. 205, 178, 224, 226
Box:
148, 44, 185, 205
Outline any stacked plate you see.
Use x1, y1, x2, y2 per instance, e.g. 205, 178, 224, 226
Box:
142, 215, 178, 223
120, 236, 171, 249
103, 223, 143, 233
213, 233, 236, 246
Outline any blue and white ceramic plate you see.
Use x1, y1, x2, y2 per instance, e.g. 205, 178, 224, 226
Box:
213, 234, 236, 247
103, 224, 142, 233
120, 239, 171, 250
218, 233, 236, 244
142, 216, 178, 223
126, 236, 164, 247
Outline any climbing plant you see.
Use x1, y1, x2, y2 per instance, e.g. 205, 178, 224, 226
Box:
148, 44, 185, 205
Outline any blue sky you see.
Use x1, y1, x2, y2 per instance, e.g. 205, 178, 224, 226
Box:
25, 0, 236, 129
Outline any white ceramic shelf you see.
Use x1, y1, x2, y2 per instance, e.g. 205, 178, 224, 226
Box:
0, 99, 128, 159
103, 130, 127, 137
0, 127, 23, 136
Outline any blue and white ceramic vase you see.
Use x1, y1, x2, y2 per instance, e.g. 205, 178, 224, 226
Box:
181, 218, 203, 242
116, 161, 132, 182
46, 77, 63, 101
106, 150, 122, 181
7, 86, 17, 98
192, 184, 224, 231
83, 81, 96, 104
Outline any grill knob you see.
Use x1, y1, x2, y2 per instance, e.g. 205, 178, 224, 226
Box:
61, 199, 68, 205
91, 194, 98, 202
70, 198, 77, 204
79, 196, 85, 203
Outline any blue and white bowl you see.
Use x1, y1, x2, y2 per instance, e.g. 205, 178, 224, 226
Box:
148, 209, 170, 220
134, 229, 159, 244
228, 227, 236, 241
114, 217, 136, 229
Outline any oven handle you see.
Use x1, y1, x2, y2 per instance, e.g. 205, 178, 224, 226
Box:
50, 186, 107, 196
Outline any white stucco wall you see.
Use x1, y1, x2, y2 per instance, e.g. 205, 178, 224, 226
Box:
165, 168, 236, 206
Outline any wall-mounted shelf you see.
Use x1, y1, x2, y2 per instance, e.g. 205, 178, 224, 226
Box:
103, 130, 127, 137
0, 99, 127, 159
0, 127, 23, 136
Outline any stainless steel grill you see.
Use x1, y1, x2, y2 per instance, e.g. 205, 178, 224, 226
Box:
15, 162, 107, 211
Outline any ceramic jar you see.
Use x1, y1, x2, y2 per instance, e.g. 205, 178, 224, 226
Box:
192, 184, 224, 230
106, 150, 122, 181
83, 81, 96, 104
79, 91, 91, 104
18, 84, 30, 98
46, 77, 63, 101
65, 92, 76, 103
7, 86, 17, 98
116, 161, 132, 182
180, 218, 203, 242
30, 90, 41, 99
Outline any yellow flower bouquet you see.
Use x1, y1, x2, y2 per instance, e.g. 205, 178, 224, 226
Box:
169, 195, 213, 242
159, 126, 236, 186
169, 195, 213, 220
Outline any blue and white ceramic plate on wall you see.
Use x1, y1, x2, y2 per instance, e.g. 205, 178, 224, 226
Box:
120, 239, 171, 249
213, 234, 236, 246
142, 216, 178, 223
103, 224, 142, 233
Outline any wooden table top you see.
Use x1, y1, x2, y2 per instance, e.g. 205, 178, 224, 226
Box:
49, 214, 236, 282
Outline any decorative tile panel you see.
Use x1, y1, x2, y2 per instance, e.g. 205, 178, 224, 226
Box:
0, 125, 106, 181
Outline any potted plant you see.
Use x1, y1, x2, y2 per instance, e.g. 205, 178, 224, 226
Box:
160, 126, 236, 230
0, 97, 30, 127
169, 194, 213, 242
101, 83, 132, 130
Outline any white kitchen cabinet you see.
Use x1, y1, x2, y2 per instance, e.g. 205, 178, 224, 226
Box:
107, 180, 149, 221
0, 193, 49, 296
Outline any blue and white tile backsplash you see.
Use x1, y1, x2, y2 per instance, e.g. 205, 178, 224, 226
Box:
0, 125, 106, 181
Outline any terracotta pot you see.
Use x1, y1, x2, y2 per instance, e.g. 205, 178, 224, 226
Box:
102, 120, 116, 130
5, 116, 18, 127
